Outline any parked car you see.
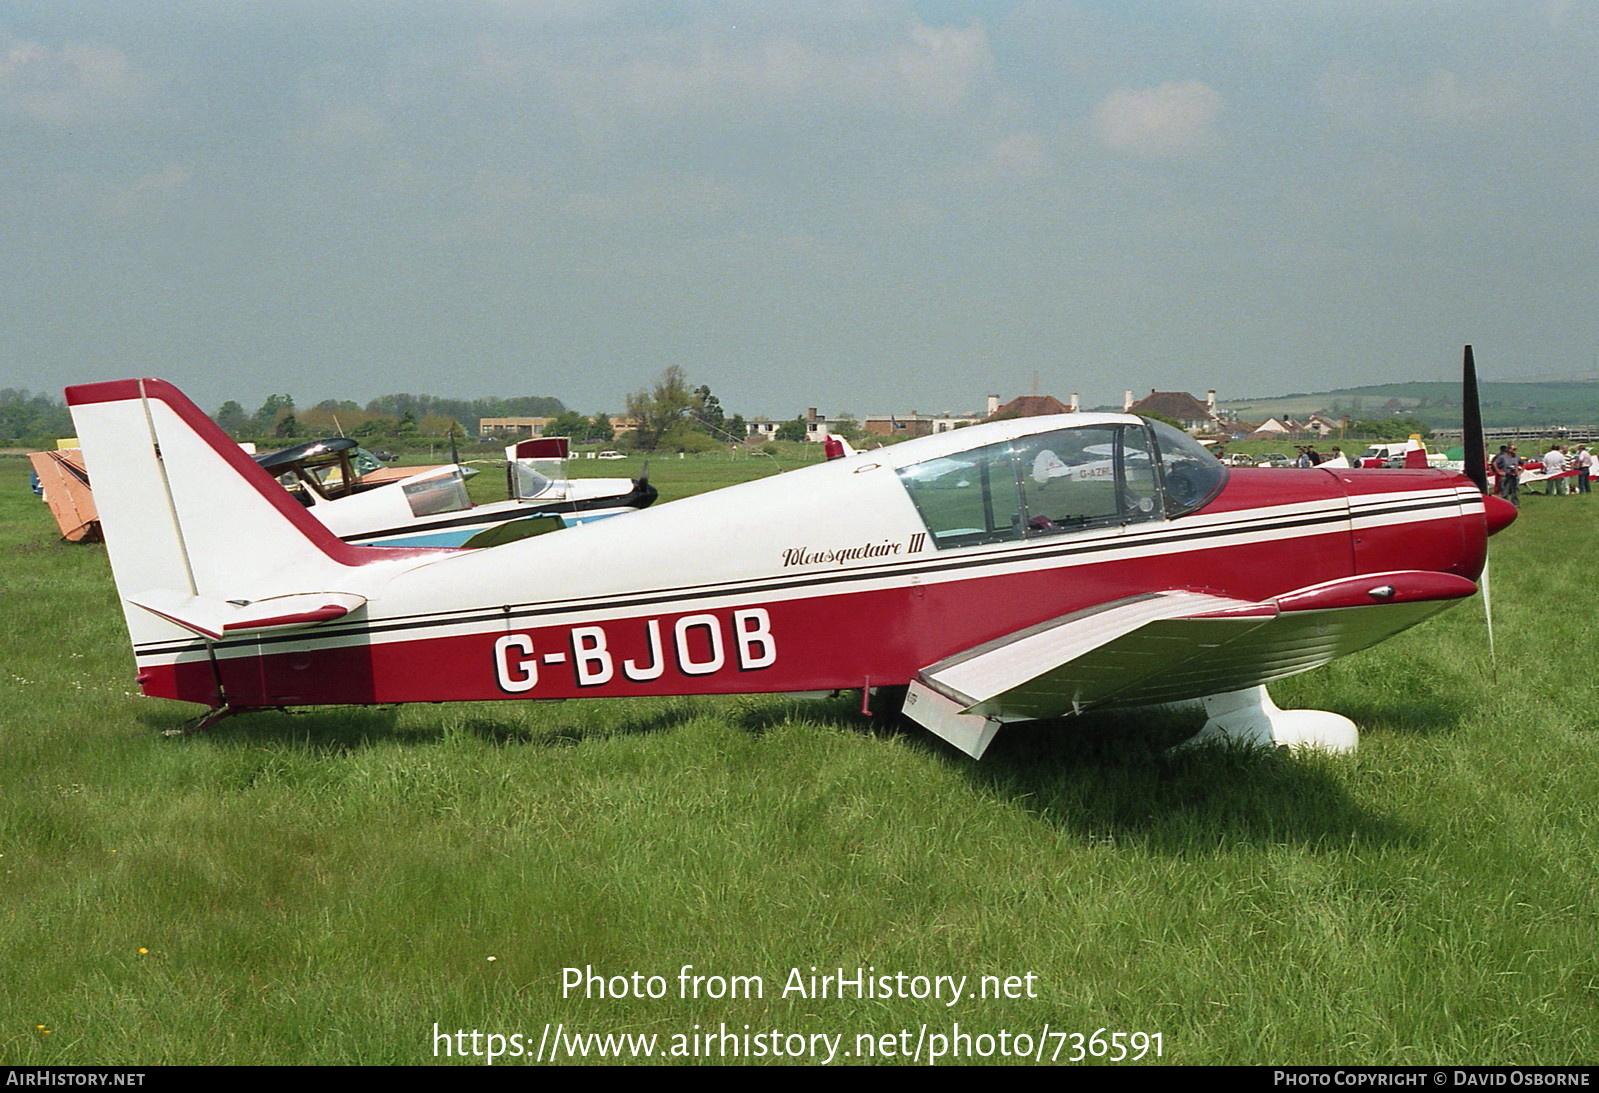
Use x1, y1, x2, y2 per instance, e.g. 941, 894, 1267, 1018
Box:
597, 450, 626, 460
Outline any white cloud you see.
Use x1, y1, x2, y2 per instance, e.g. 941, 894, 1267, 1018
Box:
0, 34, 154, 125
1091, 80, 1223, 159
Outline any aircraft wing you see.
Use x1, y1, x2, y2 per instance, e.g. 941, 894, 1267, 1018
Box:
28, 449, 100, 542
904, 571, 1476, 758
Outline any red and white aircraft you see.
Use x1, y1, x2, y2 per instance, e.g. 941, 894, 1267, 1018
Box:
67, 356, 1514, 757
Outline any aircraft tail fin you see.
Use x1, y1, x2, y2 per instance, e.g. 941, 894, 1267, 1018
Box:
821, 433, 859, 460
65, 379, 408, 649
1403, 435, 1430, 469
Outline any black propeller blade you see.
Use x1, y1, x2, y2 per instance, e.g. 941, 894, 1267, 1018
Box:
1462, 344, 1488, 495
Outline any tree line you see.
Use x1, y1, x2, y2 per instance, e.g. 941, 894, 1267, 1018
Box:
6, 375, 859, 452
620, 366, 856, 450
210, 392, 568, 442
0, 389, 72, 444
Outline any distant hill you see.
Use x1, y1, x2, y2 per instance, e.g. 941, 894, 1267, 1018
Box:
1215, 380, 1599, 430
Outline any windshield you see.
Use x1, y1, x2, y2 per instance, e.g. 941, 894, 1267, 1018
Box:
1141, 419, 1226, 516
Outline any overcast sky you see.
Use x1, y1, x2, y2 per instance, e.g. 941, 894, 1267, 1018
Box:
4, 1, 1596, 418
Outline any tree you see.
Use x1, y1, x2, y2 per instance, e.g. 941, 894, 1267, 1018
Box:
315, 399, 361, 413
254, 394, 295, 437
352, 417, 396, 438
1346, 415, 1430, 439
419, 413, 465, 438
691, 384, 726, 437
546, 411, 594, 440
213, 401, 250, 438
828, 413, 863, 442
625, 366, 698, 450
367, 392, 565, 437
0, 389, 70, 440
775, 417, 808, 442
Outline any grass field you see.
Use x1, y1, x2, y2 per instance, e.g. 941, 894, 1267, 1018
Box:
2, 453, 1596, 1066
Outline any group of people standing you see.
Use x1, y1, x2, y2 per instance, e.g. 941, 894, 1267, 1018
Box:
1293, 445, 1344, 467
1491, 442, 1594, 504
1541, 443, 1593, 496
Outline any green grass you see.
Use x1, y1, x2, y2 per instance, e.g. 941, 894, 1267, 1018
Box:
2, 455, 1597, 1065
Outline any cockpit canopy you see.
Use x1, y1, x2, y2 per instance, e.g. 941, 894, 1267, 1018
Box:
895, 417, 1224, 549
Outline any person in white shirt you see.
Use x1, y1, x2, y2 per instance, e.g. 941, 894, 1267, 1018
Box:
1576, 445, 1593, 495
1544, 445, 1570, 496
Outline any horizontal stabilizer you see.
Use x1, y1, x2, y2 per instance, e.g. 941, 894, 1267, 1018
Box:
128, 589, 367, 641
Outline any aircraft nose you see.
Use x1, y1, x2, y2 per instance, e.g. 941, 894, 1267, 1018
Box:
1483, 494, 1517, 536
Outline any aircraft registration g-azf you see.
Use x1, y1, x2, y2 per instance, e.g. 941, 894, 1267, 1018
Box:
67, 354, 1514, 758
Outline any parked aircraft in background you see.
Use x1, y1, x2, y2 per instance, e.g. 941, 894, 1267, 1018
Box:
67, 349, 1511, 757
29, 432, 654, 550
1357, 437, 1448, 470
27, 447, 99, 542
27, 437, 424, 544
260, 435, 655, 548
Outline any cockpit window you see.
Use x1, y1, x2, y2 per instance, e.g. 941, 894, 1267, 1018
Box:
402, 471, 472, 517
1141, 418, 1226, 517
897, 424, 1165, 549
896, 439, 1020, 549
511, 464, 556, 501
1009, 426, 1161, 532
